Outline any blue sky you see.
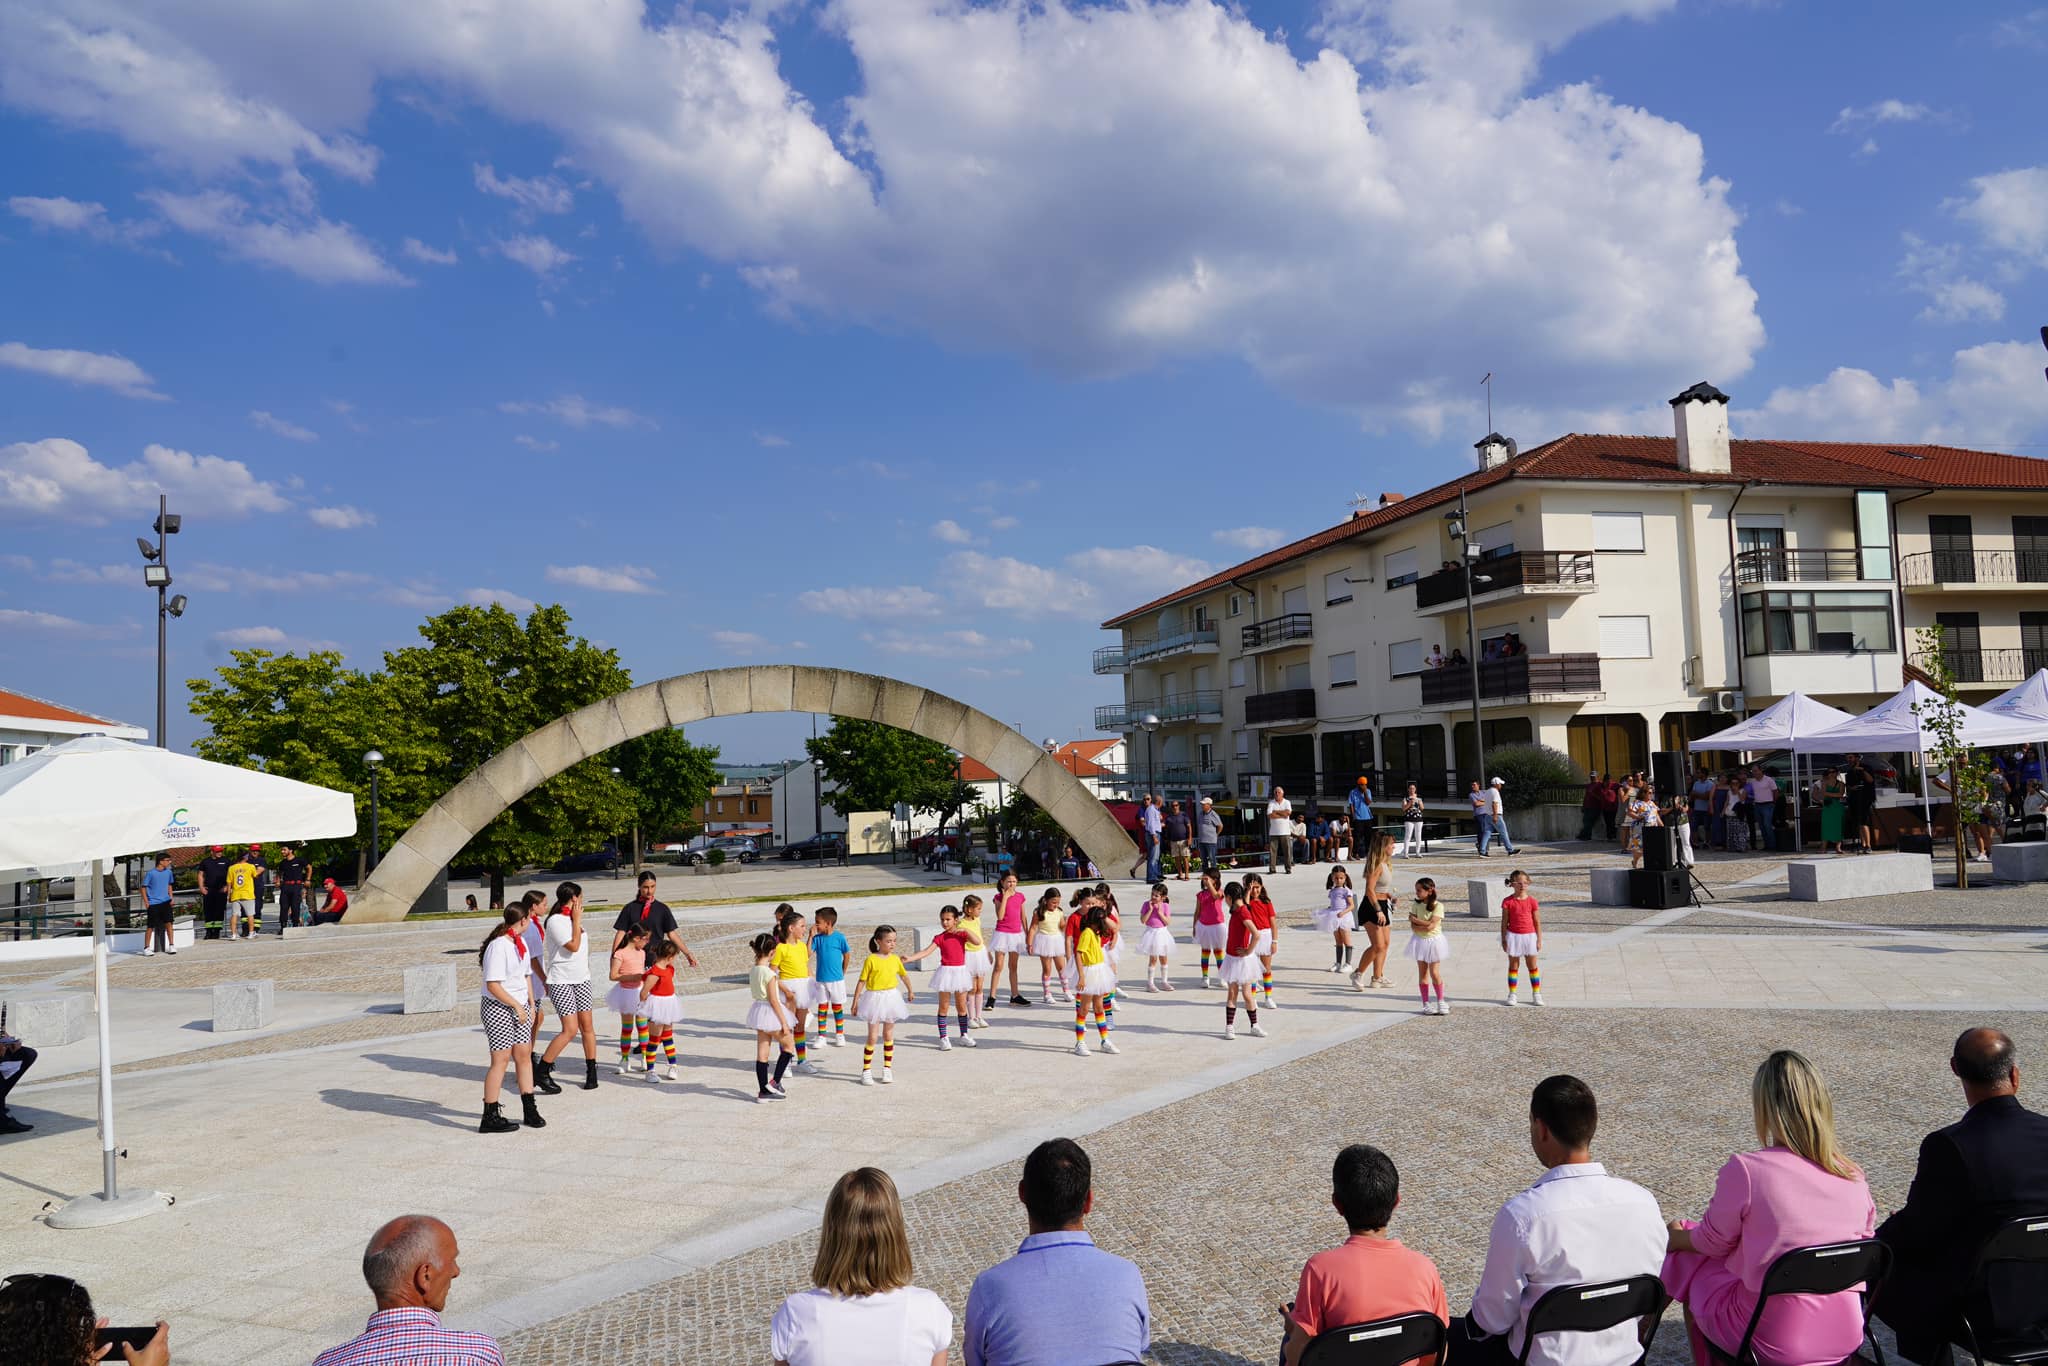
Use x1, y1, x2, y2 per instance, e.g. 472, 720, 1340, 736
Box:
3, 0, 2046, 762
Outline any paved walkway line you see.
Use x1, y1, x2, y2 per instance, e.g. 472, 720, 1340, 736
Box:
15, 1019, 487, 1095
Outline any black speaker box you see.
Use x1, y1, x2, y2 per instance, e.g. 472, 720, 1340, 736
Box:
1641, 825, 1676, 871
1651, 751, 1688, 800
1630, 867, 1690, 910
1895, 834, 1934, 855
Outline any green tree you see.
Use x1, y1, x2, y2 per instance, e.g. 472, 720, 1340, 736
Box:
1911, 624, 1992, 889
804, 716, 961, 816
614, 726, 721, 843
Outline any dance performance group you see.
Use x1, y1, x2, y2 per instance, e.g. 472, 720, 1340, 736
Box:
471, 842, 1551, 1129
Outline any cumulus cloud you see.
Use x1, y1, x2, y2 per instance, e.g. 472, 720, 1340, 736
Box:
212, 624, 342, 652
865, 628, 1034, 658
0, 608, 126, 638
947, 551, 1100, 617
710, 629, 772, 654
1895, 235, 2004, 325
474, 163, 573, 214
0, 341, 168, 400
249, 409, 317, 442
796, 584, 943, 618
8, 194, 164, 248
401, 236, 458, 265
1065, 545, 1217, 598
497, 233, 575, 277
499, 395, 650, 429
308, 504, 375, 529
1952, 166, 2048, 268
143, 189, 407, 285
544, 563, 658, 594
1213, 526, 1288, 553
930, 518, 973, 544
465, 587, 537, 613
513, 434, 559, 452
753, 431, 790, 447
0, 438, 291, 523
42, 559, 134, 585
1735, 339, 2048, 449
1828, 99, 1940, 133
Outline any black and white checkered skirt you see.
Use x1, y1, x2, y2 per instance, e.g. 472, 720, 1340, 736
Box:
545, 980, 593, 1016
481, 996, 526, 1051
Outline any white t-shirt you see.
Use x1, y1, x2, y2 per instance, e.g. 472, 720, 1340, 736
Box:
480, 934, 531, 1005
542, 912, 590, 984
522, 922, 546, 980
770, 1286, 951, 1366
1266, 796, 1292, 836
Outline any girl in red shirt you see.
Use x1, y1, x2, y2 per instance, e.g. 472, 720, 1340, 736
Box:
637, 937, 685, 1081
1499, 869, 1544, 1006
1243, 872, 1278, 1009
923, 905, 977, 1051
1217, 881, 1265, 1038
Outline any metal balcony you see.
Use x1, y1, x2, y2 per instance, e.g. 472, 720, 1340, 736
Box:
1097, 761, 1226, 794
1909, 646, 2046, 686
1240, 613, 1313, 653
1414, 552, 1596, 612
1901, 550, 2048, 590
1243, 687, 1317, 726
1093, 691, 1225, 731
1418, 654, 1602, 708
1734, 549, 1866, 585
1092, 645, 1129, 674
1127, 626, 1220, 665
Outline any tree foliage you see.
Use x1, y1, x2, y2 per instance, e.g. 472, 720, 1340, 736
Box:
1484, 742, 1583, 800
1911, 624, 1991, 889
615, 725, 721, 840
804, 716, 961, 817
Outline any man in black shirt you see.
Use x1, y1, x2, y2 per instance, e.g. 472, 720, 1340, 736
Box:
197, 846, 230, 939
1161, 801, 1192, 881
275, 845, 310, 932
610, 871, 698, 968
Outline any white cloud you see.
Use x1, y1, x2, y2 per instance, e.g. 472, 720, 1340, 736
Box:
465, 587, 537, 613
1736, 339, 2048, 449
1993, 9, 2048, 49
1828, 99, 1939, 133
1895, 235, 2004, 325
1952, 167, 2048, 268
796, 585, 943, 618
1212, 526, 1288, 553
855, 459, 909, 480
497, 234, 575, 277
946, 551, 1100, 617
8, 194, 164, 249
513, 434, 559, 452
1065, 545, 1217, 598
960, 666, 1024, 680
544, 563, 658, 594
930, 518, 973, 544
710, 629, 772, 654
249, 409, 318, 442
0, 341, 168, 400
212, 624, 342, 652
499, 395, 650, 429
183, 563, 376, 594
0, 608, 125, 638
753, 431, 790, 447
474, 163, 573, 214
988, 514, 1019, 531
401, 237, 458, 265
865, 628, 1034, 658
308, 504, 375, 529
144, 190, 407, 285
0, 438, 291, 523
42, 559, 134, 585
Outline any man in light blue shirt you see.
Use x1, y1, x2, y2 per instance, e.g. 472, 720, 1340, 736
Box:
964, 1138, 1150, 1366
1140, 796, 1164, 883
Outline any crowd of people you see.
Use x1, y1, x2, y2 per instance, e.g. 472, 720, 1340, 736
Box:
13, 1029, 2036, 1366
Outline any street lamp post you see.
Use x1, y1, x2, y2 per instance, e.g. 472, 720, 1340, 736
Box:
137, 495, 185, 748
364, 750, 384, 872
1445, 487, 1492, 795
612, 764, 640, 877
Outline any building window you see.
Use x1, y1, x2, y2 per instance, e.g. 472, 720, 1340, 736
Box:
1740, 590, 1896, 655
1320, 729, 1373, 785
1233, 729, 1250, 759
1567, 715, 1646, 781
2014, 516, 2048, 583
0, 745, 13, 765
1281, 661, 1311, 690
1193, 605, 1211, 629
1384, 547, 1420, 590
1229, 658, 1247, 688
1381, 725, 1447, 796
1598, 615, 1653, 659
1280, 585, 1309, 615
1854, 489, 1893, 581
747, 799, 759, 815
714, 799, 725, 815
1328, 651, 1358, 687
1227, 592, 1242, 617
1388, 639, 1424, 677
1591, 512, 1644, 553
1476, 522, 1515, 562
1323, 570, 1353, 606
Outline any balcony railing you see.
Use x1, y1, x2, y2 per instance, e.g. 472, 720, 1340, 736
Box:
1240, 613, 1313, 651
1414, 552, 1595, 610
1126, 625, 1220, 664
1098, 761, 1226, 794
1091, 645, 1128, 674
1418, 653, 1602, 706
1244, 687, 1317, 725
1901, 549, 2048, 587
1093, 691, 1224, 731
1909, 646, 2046, 685
1734, 548, 1866, 585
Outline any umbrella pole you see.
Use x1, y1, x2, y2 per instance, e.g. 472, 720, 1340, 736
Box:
91, 858, 117, 1200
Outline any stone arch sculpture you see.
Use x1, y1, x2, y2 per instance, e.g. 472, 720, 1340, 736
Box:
344, 665, 1139, 922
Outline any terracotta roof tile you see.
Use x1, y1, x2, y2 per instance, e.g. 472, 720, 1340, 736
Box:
0, 687, 137, 729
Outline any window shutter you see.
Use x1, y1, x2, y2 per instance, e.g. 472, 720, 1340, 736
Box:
1388, 639, 1423, 676
1384, 548, 1418, 585
1592, 512, 1644, 552
1598, 615, 1652, 658
1329, 651, 1357, 685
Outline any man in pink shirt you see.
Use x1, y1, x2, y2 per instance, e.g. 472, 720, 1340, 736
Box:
1283, 1144, 1449, 1365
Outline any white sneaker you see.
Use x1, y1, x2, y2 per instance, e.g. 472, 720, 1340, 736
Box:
1148, 981, 1162, 991
1072, 1041, 1089, 1057
662, 1065, 678, 1080
1222, 1025, 1236, 1040
973, 1017, 989, 1029
861, 1071, 875, 1086
960, 1033, 978, 1048
828, 1035, 845, 1048
1349, 972, 1366, 992
140, 947, 154, 957
1507, 995, 1525, 1007
166, 946, 178, 954
939, 1037, 953, 1051
1438, 999, 1451, 1015
1420, 1002, 1436, 1015
1203, 977, 1216, 989
1249, 1022, 1267, 1037
1532, 992, 1545, 1006
646, 1067, 663, 1083
795, 1059, 823, 1075
879, 1067, 893, 1084
1261, 996, 1276, 1009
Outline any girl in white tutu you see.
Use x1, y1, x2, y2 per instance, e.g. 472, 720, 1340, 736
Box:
1093, 883, 1124, 1024
1027, 889, 1069, 1004
606, 923, 653, 1075
1403, 877, 1451, 1016
1317, 866, 1357, 974
1500, 868, 1544, 1006
957, 895, 991, 1030
986, 872, 1031, 1008
636, 936, 686, 1081
1069, 906, 1119, 1056
769, 911, 823, 1076
1138, 883, 1175, 992
920, 905, 979, 1051
1242, 873, 1278, 1009
744, 933, 795, 1102
1191, 871, 1227, 986
853, 925, 916, 1085
1217, 881, 1265, 1039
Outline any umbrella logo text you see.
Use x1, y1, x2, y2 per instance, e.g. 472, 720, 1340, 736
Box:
161, 807, 199, 840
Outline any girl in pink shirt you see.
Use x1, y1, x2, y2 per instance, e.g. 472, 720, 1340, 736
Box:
1191, 870, 1227, 987
1499, 869, 1543, 1006
986, 872, 1031, 1007
1139, 882, 1175, 992
605, 925, 652, 1075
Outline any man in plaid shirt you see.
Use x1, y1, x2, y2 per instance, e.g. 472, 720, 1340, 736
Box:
314, 1216, 504, 1366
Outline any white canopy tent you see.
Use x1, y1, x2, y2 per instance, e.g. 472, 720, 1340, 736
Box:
1791, 680, 2046, 831
0, 735, 355, 1226
1687, 692, 1856, 849
1982, 669, 2048, 800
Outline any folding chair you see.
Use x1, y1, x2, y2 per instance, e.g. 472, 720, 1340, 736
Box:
1300, 1310, 1448, 1366
1959, 1214, 2048, 1366
1516, 1275, 1669, 1366
1704, 1238, 1891, 1366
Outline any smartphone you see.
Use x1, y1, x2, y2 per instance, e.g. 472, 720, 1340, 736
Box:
97, 1325, 157, 1352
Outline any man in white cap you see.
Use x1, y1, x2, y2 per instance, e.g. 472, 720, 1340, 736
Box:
1485, 777, 1517, 857
1195, 796, 1223, 874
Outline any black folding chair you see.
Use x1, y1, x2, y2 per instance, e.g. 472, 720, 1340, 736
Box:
1705, 1238, 1891, 1366
1516, 1275, 1669, 1366
1300, 1310, 1448, 1366
1959, 1214, 2048, 1366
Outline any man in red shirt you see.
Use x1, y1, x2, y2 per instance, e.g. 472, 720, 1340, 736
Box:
1283, 1144, 1448, 1365
314, 877, 349, 925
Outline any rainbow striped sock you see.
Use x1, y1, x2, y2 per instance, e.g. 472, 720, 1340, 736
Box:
1530, 968, 1541, 992
1095, 1006, 1110, 1041
1508, 966, 1520, 995
831, 1004, 845, 1036
937, 1011, 949, 1039
1200, 950, 1212, 978
1261, 967, 1273, 998
662, 1033, 676, 1063
641, 1020, 657, 1064
618, 1024, 632, 1061
794, 1021, 807, 1062
1073, 1003, 1086, 1041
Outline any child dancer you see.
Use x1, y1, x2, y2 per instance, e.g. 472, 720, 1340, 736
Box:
1217, 881, 1265, 1039
1070, 906, 1119, 1056
854, 925, 915, 1085
986, 872, 1031, 1008
1317, 866, 1356, 973
1191, 870, 1227, 987
1243, 872, 1277, 1009
1350, 832, 1397, 991
606, 924, 652, 1074
1404, 878, 1450, 1016
809, 907, 851, 1047
1027, 889, 1068, 1003
1501, 869, 1544, 1006
958, 895, 991, 1029
637, 937, 685, 1081
744, 933, 794, 1101
770, 913, 823, 1075
1139, 883, 1175, 991
1094, 883, 1123, 1022
920, 905, 978, 1050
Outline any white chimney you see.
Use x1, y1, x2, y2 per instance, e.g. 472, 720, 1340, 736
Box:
1671, 381, 1732, 474
1474, 432, 1516, 470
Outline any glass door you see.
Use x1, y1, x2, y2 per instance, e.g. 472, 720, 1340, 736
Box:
1929, 515, 1976, 584
1934, 612, 1982, 682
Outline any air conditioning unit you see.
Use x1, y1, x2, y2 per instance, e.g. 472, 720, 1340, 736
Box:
1710, 689, 1744, 715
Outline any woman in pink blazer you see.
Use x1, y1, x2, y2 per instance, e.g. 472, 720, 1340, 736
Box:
1661, 1050, 1876, 1366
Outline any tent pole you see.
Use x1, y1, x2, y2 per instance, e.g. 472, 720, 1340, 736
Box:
91, 857, 117, 1201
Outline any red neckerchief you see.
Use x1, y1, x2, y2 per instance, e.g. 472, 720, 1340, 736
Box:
637, 895, 656, 923
510, 928, 528, 960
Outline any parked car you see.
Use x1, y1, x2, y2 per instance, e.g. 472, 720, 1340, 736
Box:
552, 846, 621, 874
909, 826, 968, 859
678, 836, 759, 866
779, 832, 846, 861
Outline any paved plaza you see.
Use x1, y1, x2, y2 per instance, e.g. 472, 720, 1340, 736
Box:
1, 842, 2043, 1364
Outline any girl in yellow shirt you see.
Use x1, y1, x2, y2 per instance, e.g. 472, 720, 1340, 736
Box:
958, 894, 991, 1029
769, 913, 822, 1075
853, 925, 916, 1086
1070, 906, 1119, 1058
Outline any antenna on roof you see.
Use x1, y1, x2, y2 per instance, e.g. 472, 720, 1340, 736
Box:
1347, 492, 1375, 514
1480, 372, 1494, 433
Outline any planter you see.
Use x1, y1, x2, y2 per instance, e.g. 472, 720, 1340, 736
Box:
693, 863, 737, 876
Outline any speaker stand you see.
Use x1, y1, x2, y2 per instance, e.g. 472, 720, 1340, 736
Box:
1684, 865, 1715, 908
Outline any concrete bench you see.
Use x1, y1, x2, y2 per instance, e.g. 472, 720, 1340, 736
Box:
1465, 878, 1495, 918
1590, 868, 1633, 906
1990, 842, 2048, 883
900, 926, 925, 972
211, 979, 274, 1033
1787, 853, 1933, 902
403, 964, 459, 1015
2, 993, 89, 1046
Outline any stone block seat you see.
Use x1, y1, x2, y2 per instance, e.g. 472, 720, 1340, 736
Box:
211, 979, 274, 1033
1464, 878, 1496, 918
2, 992, 89, 1046
1990, 841, 2048, 883
1786, 852, 1933, 903
403, 964, 458, 1015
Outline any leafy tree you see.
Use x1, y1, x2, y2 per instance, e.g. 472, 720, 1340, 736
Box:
1484, 743, 1583, 802
804, 717, 961, 817
615, 726, 721, 843
1911, 624, 1991, 889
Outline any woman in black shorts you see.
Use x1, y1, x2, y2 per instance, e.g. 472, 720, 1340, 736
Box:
1349, 831, 1397, 990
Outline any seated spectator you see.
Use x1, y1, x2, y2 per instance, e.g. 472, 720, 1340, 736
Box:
1875, 1028, 2048, 1364
314, 1216, 503, 1366
1662, 1050, 1875, 1366
773, 1167, 949, 1366
0, 1273, 169, 1365
1283, 1144, 1447, 1366
963, 1137, 1149, 1366
1, 1019, 38, 1135
1452, 1074, 1665, 1366
314, 877, 349, 925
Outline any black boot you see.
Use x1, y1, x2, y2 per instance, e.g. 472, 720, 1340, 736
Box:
532, 1058, 563, 1095
520, 1092, 546, 1128
479, 1102, 519, 1134
581, 1058, 600, 1091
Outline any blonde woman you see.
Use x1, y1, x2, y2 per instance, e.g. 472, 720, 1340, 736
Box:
1348, 831, 1397, 990
1661, 1050, 1877, 1366
771, 1167, 950, 1366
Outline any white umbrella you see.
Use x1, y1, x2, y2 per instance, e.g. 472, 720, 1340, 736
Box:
1687, 692, 1856, 850
0, 735, 355, 1226
1792, 681, 2046, 831
1982, 669, 2048, 805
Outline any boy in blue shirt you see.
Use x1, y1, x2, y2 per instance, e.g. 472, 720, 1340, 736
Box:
141, 852, 177, 957
810, 907, 852, 1046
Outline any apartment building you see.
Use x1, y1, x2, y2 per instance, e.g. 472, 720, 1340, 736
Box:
1094, 383, 2048, 808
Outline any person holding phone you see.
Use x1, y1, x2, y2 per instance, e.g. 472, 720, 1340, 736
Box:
0, 1271, 169, 1365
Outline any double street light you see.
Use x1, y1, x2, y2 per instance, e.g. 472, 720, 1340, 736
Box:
136, 495, 187, 748
364, 750, 384, 872
1445, 488, 1493, 794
